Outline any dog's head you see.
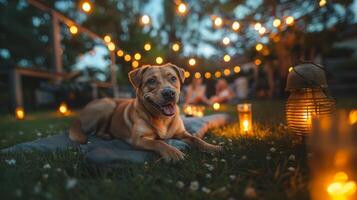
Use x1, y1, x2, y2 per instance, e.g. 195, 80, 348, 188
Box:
129, 63, 185, 117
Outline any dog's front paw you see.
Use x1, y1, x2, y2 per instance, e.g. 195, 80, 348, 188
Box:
160, 147, 186, 163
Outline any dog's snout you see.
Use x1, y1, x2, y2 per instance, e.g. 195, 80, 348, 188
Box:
162, 88, 176, 101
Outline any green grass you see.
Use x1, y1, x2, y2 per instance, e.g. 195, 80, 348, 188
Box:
0, 99, 355, 200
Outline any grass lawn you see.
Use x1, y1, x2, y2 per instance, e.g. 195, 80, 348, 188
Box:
0, 99, 355, 200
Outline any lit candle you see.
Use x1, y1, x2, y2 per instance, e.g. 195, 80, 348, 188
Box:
237, 103, 252, 134
15, 107, 25, 120
58, 102, 69, 115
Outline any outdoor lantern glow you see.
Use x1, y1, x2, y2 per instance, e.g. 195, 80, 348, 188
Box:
214, 17, 223, 27
156, 56, 163, 64
107, 42, 115, 51
144, 43, 151, 51
177, 3, 187, 15
222, 37, 230, 45
237, 104, 252, 134
285, 16, 295, 26
116, 50, 124, 57
172, 43, 180, 52
124, 54, 131, 62
58, 102, 68, 115
204, 72, 211, 79
232, 21, 240, 31
326, 172, 356, 200
69, 25, 78, 34
134, 53, 141, 60
184, 71, 190, 78
188, 58, 196, 66
141, 14, 151, 25
213, 102, 220, 110
285, 63, 335, 136
223, 54, 231, 62
234, 66, 241, 73
81, 1, 92, 13
273, 18, 281, 27
183, 105, 205, 117
15, 107, 25, 120
255, 43, 263, 51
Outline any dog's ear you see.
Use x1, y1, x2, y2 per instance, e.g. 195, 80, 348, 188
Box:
167, 63, 185, 84
128, 66, 149, 89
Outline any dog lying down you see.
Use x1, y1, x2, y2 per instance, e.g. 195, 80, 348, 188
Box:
69, 63, 222, 162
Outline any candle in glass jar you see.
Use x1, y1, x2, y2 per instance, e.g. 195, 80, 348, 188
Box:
237, 103, 252, 134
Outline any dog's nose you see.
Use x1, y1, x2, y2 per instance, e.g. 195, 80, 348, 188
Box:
162, 88, 176, 101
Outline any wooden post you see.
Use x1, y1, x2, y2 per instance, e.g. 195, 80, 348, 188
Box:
9, 68, 23, 110
51, 11, 63, 84
110, 51, 119, 97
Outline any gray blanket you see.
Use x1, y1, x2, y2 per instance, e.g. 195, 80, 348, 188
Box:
1, 114, 230, 165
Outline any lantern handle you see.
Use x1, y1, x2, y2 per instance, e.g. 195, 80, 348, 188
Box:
291, 61, 332, 88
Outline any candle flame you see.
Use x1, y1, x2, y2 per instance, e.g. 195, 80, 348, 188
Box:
327, 171, 356, 200
243, 120, 249, 132
15, 107, 25, 120
59, 103, 68, 115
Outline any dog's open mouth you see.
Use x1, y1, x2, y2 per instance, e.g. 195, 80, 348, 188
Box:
146, 98, 176, 116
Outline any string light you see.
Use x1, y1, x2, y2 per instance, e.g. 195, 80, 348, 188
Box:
286, 16, 295, 26
213, 17, 223, 27
69, 25, 78, 34
144, 43, 151, 51
188, 58, 196, 66
58, 102, 68, 115
194, 72, 201, 79
319, 0, 327, 7
141, 14, 151, 25
222, 37, 230, 45
213, 102, 220, 110
184, 71, 190, 78
254, 22, 262, 30
132, 61, 139, 68
104, 35, 111, 43
215, 71, 222, 78
80, 0, 92, 13
223, 54, 231, 62
255, 43, 263, 51
204, 72, 212, 79
124, 54, 131, 62
107, 42, 115, 51
156, 56, 163, 64
172, 43, 180, 52
177, 2, 187, 15
273, 18, 281, 27
224, 69, 231, 76
15, 107, 25, 120
234, 66, 241, 73
289, 67, 293, 72
259, 27, 266, 35
232, 21, 240, 31
134, 53, 141, 60
116, 50, 124, 57
254, 58, 262, 66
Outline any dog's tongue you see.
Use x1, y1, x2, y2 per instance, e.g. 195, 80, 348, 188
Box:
162, 104, 175, 116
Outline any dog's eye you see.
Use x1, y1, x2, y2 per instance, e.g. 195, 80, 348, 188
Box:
170, 76, 177, 82
147, 78, 156, 85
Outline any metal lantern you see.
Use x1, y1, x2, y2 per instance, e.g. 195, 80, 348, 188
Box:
285, 63, 335, 136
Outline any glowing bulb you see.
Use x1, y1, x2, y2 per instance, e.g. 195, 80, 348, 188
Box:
288, 67, 293, 72
349, 110, 357, 125
144, 43, 151, 51
172, 43, 180, 52
213, 102, 220, 110
81, 1, 92, 13
214, 17, 223, 27
104, 35, 111, 43
285, 16, 294, 26
177, 3, 187, 14
215, 71, 222, 78
184, 71, 190, 78
156, 56, 163, 64
232, 21, 240, 31
188, 58, 196, 66
124, 54, 131, 62
134, 53, 141, 60
273, 18, 281, 27
319, 0, 327, 7
141, 14, 150, 25
132, 61, 139, 68
116, 50, 124, 57
242, 120, 249, 132
204, 72, 211, 79
234, 66, 241, 73
107, 42, 115, 51
194, 72, 201, 79
69, 25, 78, 34
254, 23, 262, 30
223, 69, 231, 76
222, 37, 230, 45
15, 107, 25, 120
255, 43, 263, 51
254, 58, 262, 66
59, 102, 68, 115
223, 54, 231, 62
259, 27, 266, 35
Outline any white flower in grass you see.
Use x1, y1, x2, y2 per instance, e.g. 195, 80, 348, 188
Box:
56, 168, 62, 172
212, 157, 218, 162
229, 175, 236, 181
176, 181, 184, 189
288, 154, 295, 161
270, 147, 276, 153
204, 164, 214, 171
36, 132, 42, 137
218, 142, 225, 145
5, 159, 16, 165
18, 131, 24, 135
244, 186, 257, 199
288, 167, 295, 172
66, 178, 78, 190
227, 138, 233, 143
212, 140, 217, 144
189, 181, 199, 191
241, 155, 247, 160
205, 173, 212, 179
42, 174, 49, 179
266, 154, 272, 160
201, 187, 211, 194
43, 163, 51, 169
220, 159, 226, 163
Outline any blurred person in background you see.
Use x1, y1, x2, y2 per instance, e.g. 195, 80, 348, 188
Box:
209, 79, 234, 104
185, 77, 209, 105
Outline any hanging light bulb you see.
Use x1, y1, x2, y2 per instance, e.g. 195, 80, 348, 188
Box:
144, 43, 151, 51
124, 54, 131, 62
223, 54, 231, 62
80, 0, 92, 13
222, 37, 230, 45
254, 58, 262, 66
194, 72, 201, 79
172, 43, 180, 52
254, 22, 262, 30
259, 27, 266, 35
273, 18, 281, 27
215, 71, 222, 78
104, 35, 111, 43
204, 72, 212, 79
234, 66, 241, 73
184, 71, 190, 78
107, 42, 115, 51
319, 0, 327, 7
224, 69, 231, 76
132, 61, 139, 68
255, 43, 263, 51
213, 17, 223, 27
232, 21, 240, 31
188, 58, 196, 66
177, 2, 188, 15
69, 25, 78, 34
117, 50, 124, 57
285, 16, 295, 26
134, 53, 141, 60
141, 14, 151, 25
156, 56, 163, 64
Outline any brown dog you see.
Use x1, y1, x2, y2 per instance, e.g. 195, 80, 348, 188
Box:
69, 63, 221, 162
